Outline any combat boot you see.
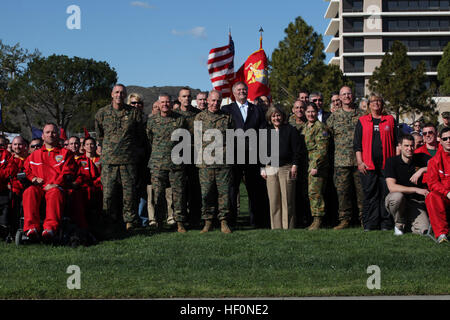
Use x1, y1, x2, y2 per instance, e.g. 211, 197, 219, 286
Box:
200, 220, 212, 234
177, 222, 187, 233
221, 220, 232, 234
307, 217, 322, 231
333, 219, 350, 230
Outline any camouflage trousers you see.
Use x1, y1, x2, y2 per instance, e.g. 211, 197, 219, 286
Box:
151, 168, 186, 222
308, 173, 327, 217
199, 167, 231, 221
102, 164, 138, 224
334, 166, 363, 222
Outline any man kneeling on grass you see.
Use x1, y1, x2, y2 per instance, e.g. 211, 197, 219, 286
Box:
385, 134, 430, 236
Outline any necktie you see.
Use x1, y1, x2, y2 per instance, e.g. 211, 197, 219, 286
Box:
240, 105, 247, 122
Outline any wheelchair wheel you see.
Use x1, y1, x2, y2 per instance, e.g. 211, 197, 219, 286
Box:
15, 229, 23, 246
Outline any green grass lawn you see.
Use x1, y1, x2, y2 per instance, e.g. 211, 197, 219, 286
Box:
1, 185, 449, 299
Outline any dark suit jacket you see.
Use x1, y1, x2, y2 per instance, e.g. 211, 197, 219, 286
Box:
221, 101, 267, 165
319, 109, 331, 123
221, 101, 267, 131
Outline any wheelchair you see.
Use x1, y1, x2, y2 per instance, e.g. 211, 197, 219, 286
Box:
14, 174, 96, 247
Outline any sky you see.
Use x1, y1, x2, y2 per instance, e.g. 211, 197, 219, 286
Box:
0, 0, 332, 92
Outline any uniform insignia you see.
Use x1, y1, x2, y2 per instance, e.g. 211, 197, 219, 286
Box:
55, 155, 63, 163
81, 161, 88, 167
124, 116, 129, 121
322, 131, 329, 137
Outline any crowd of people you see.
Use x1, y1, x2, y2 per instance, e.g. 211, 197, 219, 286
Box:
0, 82, 449, 246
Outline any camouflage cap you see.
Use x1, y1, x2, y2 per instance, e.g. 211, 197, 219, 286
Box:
442, 112, 450, 118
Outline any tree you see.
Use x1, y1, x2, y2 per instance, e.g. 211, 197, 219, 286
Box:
269, 16, 351, 110
9, 54, 117, 135
0, 40, 40, 133
368, 41, 436, 123
437, 41, 450, 95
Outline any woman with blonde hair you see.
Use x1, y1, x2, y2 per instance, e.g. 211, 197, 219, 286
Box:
127, 93, 144, 111
261, 105, 303, 229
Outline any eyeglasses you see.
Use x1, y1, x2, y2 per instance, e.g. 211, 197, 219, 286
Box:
312, 99, 323, 102
423, 131, 435, 136
130, 101, 143, 106
370, 99, 382, 104
30, 144, 42, 149
441, 137, 450, 142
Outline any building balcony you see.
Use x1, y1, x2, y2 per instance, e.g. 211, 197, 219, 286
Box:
325, 18, 340, 36
324, 0, 340, 19
325, 37, 340, 53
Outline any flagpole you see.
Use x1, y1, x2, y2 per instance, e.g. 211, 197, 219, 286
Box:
228, 27, 232, 105
259, 27, 264, 50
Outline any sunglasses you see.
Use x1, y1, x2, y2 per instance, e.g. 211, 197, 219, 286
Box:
312, 99, 323, 102
441, 137, 450, 142
130, 101, 143, 105
31, 144, 42, 148
423, 131, 435, 136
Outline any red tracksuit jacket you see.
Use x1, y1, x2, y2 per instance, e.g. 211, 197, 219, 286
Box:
74, 154, 102, 189
24, 146, 78, 188
427, 148, 450, 196
0, 149, 18, 192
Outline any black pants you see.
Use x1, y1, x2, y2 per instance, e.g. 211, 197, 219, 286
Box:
229, 164, 270, 228
360, 169, 393, 230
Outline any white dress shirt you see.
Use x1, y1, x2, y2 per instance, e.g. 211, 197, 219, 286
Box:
236, 100, 249, 122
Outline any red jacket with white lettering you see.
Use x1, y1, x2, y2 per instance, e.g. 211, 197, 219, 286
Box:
24, 146, 78, 189
426, 147, 450, 197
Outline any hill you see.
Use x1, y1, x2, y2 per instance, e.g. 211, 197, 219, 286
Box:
126, 85, 203, 115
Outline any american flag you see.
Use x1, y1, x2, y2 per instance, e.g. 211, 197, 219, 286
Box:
208, 34, 235, 98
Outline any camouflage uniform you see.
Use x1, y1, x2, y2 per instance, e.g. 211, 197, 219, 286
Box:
147, 112, 187, 223
95, 103, 145, 226
326, 107, 364, 222
288, 114, 306, 134
303, 120, 329, 217
175, 106, 202, 224
194, 109, 234, 221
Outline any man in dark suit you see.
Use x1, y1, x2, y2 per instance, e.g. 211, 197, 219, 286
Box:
221, 81, 269, 228
310, 92, 330, 123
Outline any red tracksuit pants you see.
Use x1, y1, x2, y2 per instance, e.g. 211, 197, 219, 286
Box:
425, 191, 449, 238
23, 185, 64, 233
66, 189, 89, 229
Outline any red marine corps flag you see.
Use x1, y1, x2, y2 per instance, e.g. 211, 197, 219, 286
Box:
208, 33, 235, 98
234, 29, 270, 101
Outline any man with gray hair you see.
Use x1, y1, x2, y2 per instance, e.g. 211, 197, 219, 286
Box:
310, 92, 330, 123
222, 81, 269, 228
147, 93, 188, 233
95, 84, 145, 235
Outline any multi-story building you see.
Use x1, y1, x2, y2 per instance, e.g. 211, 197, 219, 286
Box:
324, 0, 450, 110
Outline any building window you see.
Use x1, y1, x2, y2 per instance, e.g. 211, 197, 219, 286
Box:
343, 37, 364, 52
410, 56, 442, 71
383, 37, 450, 51
384, 0, 450, 11
343, 0, 363, 12
344, 57, 365, 73
383, 17, 450, 32
349, 77, 365, 98
343, 18, 364, 32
